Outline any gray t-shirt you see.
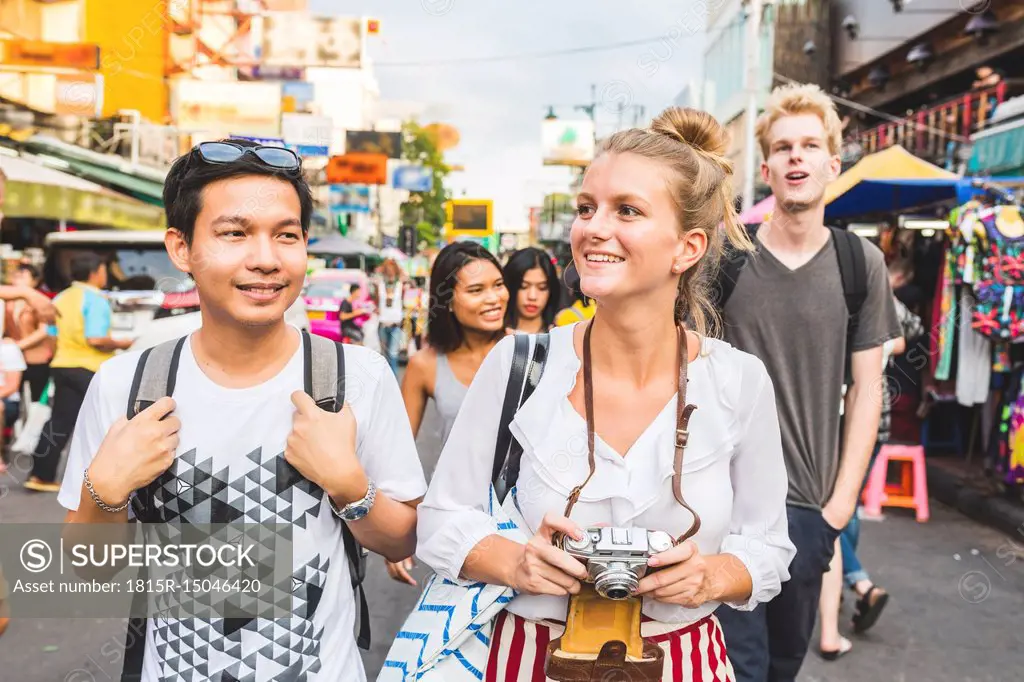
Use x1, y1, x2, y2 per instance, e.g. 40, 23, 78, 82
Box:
722, 232, 901, 509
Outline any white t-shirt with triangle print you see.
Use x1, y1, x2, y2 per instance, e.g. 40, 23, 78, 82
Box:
58, 328, 427, 682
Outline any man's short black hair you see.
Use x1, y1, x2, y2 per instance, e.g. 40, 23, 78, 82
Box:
69, 253, 103, 283
162, 138, 314, 245
16, 263, 40, 280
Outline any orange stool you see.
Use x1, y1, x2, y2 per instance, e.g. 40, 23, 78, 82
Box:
861, 444, 930, 522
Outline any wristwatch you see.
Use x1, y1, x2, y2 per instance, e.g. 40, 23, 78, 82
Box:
329, 479, 377, 521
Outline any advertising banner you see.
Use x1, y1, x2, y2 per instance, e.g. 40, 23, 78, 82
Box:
345, 130, 402, 159
54, 74, 103, 117
541, 119, 595, 167
0, 39, 99, 70
281, 113, 332, 156
261, 14, 363, 68
392, 165, 432, 192
173, 80, 282, 137
329, 184, 371, 213
446, 200, 493, 238
282, 81, 316, 113
325, 153, 388, 185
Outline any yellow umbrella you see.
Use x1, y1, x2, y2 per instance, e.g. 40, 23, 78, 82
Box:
825, 145, 956, 205
0, 155, 166, 231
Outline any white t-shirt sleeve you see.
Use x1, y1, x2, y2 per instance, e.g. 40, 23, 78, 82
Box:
415, 335, 515, 583
57, 364, 120, 512
0, 342, 27, 372
354, 350, 427, 503
718, 356, 797, 611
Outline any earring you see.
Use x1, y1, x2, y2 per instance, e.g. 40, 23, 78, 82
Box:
672, 264, 682, 273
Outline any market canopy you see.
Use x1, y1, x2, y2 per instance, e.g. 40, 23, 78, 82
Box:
307, 233, 380, 257
0, 154, 166, 231
824, 145, 957, 218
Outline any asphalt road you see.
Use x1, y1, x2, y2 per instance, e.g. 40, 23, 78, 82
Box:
2, 399, 1023, 682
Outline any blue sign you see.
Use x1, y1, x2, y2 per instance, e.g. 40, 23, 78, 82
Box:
329, 184, 371, 213
296, 144, 330, 157
392, 165, 432, 192
282, 81, 316, 112
230, 135, 286, 147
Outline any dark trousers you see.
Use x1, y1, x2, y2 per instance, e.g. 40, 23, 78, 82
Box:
23, 363, 51, 402
716, 505, 841, 682
31, 367, 94, 483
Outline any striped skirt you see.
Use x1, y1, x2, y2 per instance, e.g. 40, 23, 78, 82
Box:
485, 610, 735, 682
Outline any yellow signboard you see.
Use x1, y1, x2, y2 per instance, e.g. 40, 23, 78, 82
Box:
445, 199, 493, 238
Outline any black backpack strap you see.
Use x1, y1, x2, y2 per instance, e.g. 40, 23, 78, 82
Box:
493, 333, 550, 503
714, 223, 760, 310
830, 227, 868, 386
301, 329, 370, 650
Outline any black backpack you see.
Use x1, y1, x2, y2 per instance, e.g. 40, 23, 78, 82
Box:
714, 224, 868, 386
119, 329, 369, 681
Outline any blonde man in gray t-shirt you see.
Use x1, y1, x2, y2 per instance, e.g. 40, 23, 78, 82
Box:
714, 84, 901, 682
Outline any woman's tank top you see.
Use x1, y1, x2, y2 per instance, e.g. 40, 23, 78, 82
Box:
433, 353, 469, 447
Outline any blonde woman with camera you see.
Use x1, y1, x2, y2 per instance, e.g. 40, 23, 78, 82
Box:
415, 109, 796, 680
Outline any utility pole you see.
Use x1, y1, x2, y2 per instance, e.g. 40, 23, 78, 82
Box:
742, 0, 764, 213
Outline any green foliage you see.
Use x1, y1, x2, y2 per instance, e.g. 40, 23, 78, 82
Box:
401, 121, 451, 247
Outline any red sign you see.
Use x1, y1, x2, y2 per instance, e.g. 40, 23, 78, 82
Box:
325, 153, 388, 185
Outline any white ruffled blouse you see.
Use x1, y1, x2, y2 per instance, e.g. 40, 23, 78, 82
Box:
416, 323, 796, 625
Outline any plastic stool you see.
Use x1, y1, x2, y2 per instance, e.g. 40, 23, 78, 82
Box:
861, 444, 930, 522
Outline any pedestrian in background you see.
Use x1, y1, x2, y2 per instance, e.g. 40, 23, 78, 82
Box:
714, 83, 901, 680
386, 241, 510, 586
25, 253, 132, 493
375, 258, 406, 375
7, 263, 55, 402
502, 247, 560, 334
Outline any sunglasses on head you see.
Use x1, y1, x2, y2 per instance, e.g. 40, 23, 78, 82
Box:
190, 141, 301, 170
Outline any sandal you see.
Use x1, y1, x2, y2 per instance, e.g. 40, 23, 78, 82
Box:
820, 637, 852, 661
852, 585, 889, 634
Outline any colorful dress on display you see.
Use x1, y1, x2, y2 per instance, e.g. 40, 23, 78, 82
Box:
968, 204, 1024, 342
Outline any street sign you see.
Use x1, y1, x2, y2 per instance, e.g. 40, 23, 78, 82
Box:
445, 199, 493, 238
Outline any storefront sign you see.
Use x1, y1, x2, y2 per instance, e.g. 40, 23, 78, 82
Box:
0, 40, 99, 70
172, 80, 282, 136
325, 152, 388, 185
345, 130, 402, 159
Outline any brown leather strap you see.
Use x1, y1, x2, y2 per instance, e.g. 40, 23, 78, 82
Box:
561, 321, 701, 545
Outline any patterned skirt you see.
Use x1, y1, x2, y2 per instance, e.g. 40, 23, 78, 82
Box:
484, 610, 735, 682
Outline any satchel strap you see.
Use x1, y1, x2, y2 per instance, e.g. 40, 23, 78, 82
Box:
561, 321, 701, 545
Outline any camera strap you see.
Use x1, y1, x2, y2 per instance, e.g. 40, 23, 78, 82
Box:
561, 321, 701, 546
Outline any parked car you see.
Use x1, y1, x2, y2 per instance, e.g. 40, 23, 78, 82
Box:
303, 269, 373, 342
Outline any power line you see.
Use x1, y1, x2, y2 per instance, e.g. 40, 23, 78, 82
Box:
374, 35, 687, 68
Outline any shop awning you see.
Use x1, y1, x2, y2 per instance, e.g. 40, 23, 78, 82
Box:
968, 118, 1024, 177
307, 233, 379, 257
22, 135, 166, 206
0, 155, 166, 231
824, 145, 957, 218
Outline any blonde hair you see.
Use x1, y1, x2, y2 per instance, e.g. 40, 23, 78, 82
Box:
596, 107, 753, 338
755, 83, 843, 159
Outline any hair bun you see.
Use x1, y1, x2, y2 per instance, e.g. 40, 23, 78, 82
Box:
650, 107, 730, 167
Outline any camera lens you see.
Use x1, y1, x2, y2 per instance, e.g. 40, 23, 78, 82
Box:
606, 587, 629, 600
594, 563, 640, 600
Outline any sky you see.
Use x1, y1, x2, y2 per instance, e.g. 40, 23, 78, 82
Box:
307, 0, 708, 230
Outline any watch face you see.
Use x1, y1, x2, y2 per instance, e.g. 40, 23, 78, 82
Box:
345, 506, 370, 521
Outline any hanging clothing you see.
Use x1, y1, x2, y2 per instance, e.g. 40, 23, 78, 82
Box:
956, 289, 993, 406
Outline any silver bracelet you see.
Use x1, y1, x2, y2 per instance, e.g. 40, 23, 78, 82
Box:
83, 468, 131, 513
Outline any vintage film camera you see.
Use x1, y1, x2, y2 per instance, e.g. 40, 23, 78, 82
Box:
562, 527, 674, 600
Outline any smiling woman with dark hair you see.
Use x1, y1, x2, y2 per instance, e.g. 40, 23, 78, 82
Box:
385, 241, 510, 586
503, 247, 560, 333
